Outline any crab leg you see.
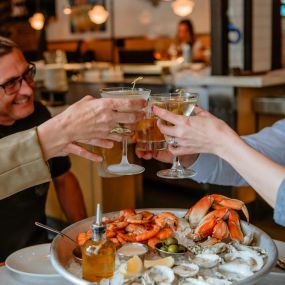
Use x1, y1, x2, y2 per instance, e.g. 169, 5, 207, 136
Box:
227, 209, 244, 241
187, 208, 229, 241
212, 220, 229, 240
184, 195, 215, 228
211, 194, 249, 223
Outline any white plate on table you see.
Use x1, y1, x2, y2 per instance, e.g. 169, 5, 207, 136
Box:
5, 243, 60, 278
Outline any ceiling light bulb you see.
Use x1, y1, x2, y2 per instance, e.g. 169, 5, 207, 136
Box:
29, 12, 45, 30
172, 0, 195, 17
63, 5, 72, 15
88, 5, 109, 25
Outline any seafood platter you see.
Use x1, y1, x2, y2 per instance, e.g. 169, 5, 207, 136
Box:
50, 194, 277, 285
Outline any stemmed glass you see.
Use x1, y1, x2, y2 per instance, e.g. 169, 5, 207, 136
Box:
153, 92, 198, 179
101, 87, 150, 175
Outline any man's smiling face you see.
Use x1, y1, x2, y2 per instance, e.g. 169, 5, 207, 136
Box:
0, 48, 35, 126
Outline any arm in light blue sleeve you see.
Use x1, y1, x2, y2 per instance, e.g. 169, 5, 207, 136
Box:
191, 119, 285, 186
274, 178, 285, 227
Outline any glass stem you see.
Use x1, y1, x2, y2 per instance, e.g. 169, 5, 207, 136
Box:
120, 137, 130, 165
171, 156, 178, 169
172, 156, 184, 171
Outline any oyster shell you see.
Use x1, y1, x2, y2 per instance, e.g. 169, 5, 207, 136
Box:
173, 263, 199, 277
193, 254, 222, 268
205, 277, 232, 285
179, 276, 210, 285
201, 243, 227, 255
143, 265, 175, 284
218, 260, 254, 279
224, 250, 264, 271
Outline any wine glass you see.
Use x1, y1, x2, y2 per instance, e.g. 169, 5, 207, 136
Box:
152, 92, 198, 179
101, 87, 150, 175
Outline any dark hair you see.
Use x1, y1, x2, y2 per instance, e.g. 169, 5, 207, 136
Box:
0, 36, 18, 58
178, 19, 196, 46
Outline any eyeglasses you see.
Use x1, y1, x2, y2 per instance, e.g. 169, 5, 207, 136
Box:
0, 63, 36, 96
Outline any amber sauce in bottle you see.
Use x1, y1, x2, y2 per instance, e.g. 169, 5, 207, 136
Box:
82, 205, 116, 282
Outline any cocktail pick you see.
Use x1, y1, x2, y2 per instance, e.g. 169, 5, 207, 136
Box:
132, 76, 143, 91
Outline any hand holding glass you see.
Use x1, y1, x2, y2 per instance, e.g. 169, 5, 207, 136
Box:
101, 87, 150, 175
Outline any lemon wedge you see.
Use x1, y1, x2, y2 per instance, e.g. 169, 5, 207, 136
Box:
119, 255, 143, 277
144, 256, 175, 269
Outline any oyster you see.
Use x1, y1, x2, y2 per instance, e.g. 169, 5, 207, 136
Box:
218, 260, 254, 279
179, 276, 210, 285
224, 250, 264, 271
143, 265, 175, 284
173, 263, 199, 277
193, 254, 222, 268
242, 232, 254, 246
201, 243, 227, 255
205, 277, 232, 285
231, 242, 267, 258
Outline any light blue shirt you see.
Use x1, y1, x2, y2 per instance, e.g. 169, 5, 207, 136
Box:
191, 119, 285, 226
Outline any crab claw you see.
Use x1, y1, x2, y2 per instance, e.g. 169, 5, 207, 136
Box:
227, 209, 244, 242
187, 216, 217, 241
212, 220, 229, 240
211, 194, 249, 223
184, 195, 215, 228
188, 208, 229, 241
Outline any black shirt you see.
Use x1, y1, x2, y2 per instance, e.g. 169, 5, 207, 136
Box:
0, 101, 71, 261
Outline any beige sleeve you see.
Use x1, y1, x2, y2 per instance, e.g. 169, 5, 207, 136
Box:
0, 128, 51, 199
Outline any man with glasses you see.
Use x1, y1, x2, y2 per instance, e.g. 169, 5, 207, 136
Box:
0, 37, 87, 261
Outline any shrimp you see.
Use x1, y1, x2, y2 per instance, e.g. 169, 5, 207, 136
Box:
117, 232, 136, 243
154, 212, 178, 230
109, 237, 121, 248
156, 227, 174, 240
135, 225, 161, 242
125, 224, 147, 234
120, 209, 136, 217
126, 211, 154, 224
77, 229, 92, 246
148, 237, 160, 250
107, 221, 129, 231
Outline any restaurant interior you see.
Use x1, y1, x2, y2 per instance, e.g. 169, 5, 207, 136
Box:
1, 0, 285, 283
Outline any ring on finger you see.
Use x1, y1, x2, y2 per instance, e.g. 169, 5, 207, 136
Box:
167, 136, 178, 147
110, 123, 132, 134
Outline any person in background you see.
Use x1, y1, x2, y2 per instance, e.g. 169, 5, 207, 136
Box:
75, 39, 96, 62
0, 37, 145, 261
138, 106, 285, 227
168, 19, 206, 62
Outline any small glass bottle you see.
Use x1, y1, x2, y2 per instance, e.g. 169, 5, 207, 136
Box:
82, 205, 116, 282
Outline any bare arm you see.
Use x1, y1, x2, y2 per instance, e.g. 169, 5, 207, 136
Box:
53, 171, 87, 223
214, 125, 285, 207
154, 105, 285, 207
37, 96, 145, 161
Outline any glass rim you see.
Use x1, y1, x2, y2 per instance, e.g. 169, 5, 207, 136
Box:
100, 87, 151, 93
150, 92, 198, 100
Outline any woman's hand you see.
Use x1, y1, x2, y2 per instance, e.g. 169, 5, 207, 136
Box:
136, 149, 174, 163
153, 105, 239, 159
37, 96, 146, 161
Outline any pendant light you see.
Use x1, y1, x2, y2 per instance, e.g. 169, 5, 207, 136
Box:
88, 4, 109, 24
29, 0, 45, 30
172, 0, 195, 17
29, 12, 45, 30
63, 0, 72, 15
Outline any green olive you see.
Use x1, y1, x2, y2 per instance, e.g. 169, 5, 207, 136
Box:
178, 245, 187, 252
167, 244, 179, 253
163, 237, 178, 246
160, 246, 168, 252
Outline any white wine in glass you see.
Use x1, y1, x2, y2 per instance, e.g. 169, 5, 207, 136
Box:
153, 92, 198, 179
101, 87, 150, 175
